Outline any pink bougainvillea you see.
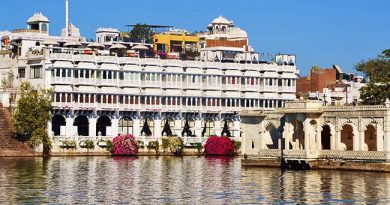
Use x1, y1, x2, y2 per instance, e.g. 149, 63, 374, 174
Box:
112, 134, 139, 156
204, 136, 235, 156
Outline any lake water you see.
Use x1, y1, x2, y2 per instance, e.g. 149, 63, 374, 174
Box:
0, 156, 389, 204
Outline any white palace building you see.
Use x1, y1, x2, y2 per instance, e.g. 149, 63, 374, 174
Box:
0, 12, 298, 145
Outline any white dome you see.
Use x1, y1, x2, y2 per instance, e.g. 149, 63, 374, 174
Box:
228, 28, 247, 38
211, 16, 232, 25
27, 12, 49, 23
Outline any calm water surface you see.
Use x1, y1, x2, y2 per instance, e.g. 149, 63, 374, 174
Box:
0, 156, 389, 204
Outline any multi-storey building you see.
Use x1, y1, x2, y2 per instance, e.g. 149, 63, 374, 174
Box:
0, 12, 298, 143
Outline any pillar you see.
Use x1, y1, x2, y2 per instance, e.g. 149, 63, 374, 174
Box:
195, 119, 202, 138
233, 119, 240, 138
112, 118, 119, 137
303, 119, 310, 150
335, 130, 341, 150
89, 117, 97, 138
175, 118, 182, 136
154, 119, 161, 138
66, 116, 74, 137
133, 118, 140, 137
316, 124, 322, 150
214, 120, 221, 136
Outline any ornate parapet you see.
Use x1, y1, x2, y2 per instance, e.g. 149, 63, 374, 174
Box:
319, 150, 389, 161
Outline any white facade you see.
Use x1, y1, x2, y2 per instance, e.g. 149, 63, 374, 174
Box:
0, 12, 299, 145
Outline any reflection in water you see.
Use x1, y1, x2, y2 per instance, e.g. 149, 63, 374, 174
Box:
0, 156, 390, 204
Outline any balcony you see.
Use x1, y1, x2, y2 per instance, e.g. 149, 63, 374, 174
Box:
74, 78, 96, 86
202, 83, 221, 90
164, 105, 182, 112
204, 106, 221, 113
224, 106, 240, 113
73, 102, 96, 110
183, 83, 202, 90
278, 86, 295, 93
120, 104, 141, 111
96, 79, 119, 87
242, 85, 260, 92
182, 105, 202, 112
142, 104, 163, 111
49, 53, 72, 61
52, 101, 73, 109
50, 77, 73, 85
97, 103, 119, 110
163, 81, 182, 89
141, 81, 162, 88
222, 84, 241, 91
120, 79, 141, 87
262, 86, 277, 92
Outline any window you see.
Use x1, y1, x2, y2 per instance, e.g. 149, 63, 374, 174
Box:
18, 68, 25, 78
30, 65, 42, 79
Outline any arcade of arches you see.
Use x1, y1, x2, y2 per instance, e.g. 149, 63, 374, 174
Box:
240, 101, 390, 157
50, 114, 240, 138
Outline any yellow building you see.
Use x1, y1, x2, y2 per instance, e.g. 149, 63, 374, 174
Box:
153, 29, 199, 54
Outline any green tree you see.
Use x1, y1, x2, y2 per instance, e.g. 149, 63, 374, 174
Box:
355, 49, 390, 105
12, 81, 53, 154
128, 24, 154, 43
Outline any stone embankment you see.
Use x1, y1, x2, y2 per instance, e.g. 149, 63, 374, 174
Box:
0, 103, 38, 157
241, 158, 390, 172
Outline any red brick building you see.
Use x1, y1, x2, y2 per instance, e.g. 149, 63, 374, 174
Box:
296, 68, 336, 93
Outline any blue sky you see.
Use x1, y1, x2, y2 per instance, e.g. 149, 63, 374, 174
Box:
1, 0, 389, 75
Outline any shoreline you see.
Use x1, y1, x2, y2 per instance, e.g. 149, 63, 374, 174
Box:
241, 158, 390, 172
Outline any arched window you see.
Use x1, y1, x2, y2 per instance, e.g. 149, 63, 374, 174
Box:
74, 115, 89, 136
41, 23, 48, 32
161, 117, 175, 136
221, 118, 234, 137
119, 116, 133, 135
52, 115, 65, 136
140, 117, 154, 136
181, 118, 195, 136
96, 116, 112, 136
35, 42, 41, 46
201, 118, 215, 137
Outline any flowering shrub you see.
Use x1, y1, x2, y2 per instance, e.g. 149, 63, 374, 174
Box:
204, 136, 235, 156
112, 134, 139, 156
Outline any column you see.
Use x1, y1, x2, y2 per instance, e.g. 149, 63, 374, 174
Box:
359, 129, 365, 151
175, 118, 182, 136
233, 119, 240, 138
66, 116, 74, 137
154, 118, 161, 138
195, 119, 202, 138
316, 124, 322, 150
303, 119, 311, 150
214, 119, 221, 136
89, 117, 97, 138
133, 118, 141, 137
112, 117, 119, 137
335, 129, 341, 150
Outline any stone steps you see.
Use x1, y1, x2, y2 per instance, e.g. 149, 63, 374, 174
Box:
0, 103, 36, 156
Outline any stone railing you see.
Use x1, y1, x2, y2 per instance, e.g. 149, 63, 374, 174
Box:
322, 105, 386, 111
319, 150, 388, 161
258, 149, 281, 158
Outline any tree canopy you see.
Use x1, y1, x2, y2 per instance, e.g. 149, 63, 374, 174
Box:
356, 49, 390, 105
12, 81, 53, 154
128, 24, 154, 43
